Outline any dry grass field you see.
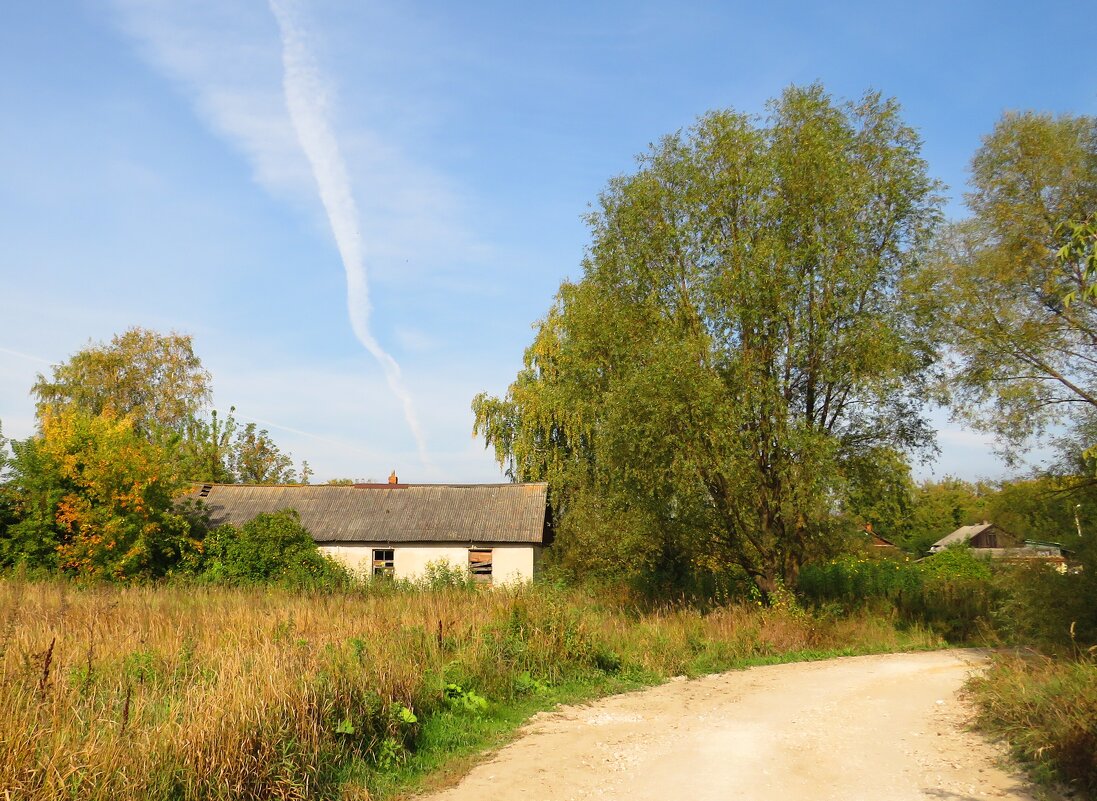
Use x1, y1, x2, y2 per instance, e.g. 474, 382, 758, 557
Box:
0, 578, 940, 800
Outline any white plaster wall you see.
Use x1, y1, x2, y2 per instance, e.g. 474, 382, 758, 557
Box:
487, 545, 537, 585
319, 543, 538, 584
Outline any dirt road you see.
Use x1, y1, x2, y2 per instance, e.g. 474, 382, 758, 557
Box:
424, 650, 1038, 801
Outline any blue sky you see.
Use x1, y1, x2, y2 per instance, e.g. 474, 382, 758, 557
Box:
1, 0, 1094, 483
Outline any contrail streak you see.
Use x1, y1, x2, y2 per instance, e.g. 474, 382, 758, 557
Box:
268, 0, 431, 470
0, 346, 53, 365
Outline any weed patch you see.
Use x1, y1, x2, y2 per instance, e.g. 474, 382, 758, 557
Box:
0, 578, 941, 800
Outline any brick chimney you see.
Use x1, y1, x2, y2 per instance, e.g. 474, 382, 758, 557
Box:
388, 470, 399, 485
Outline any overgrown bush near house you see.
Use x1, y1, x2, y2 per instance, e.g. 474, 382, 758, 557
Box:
968, 653, 1097, 795
907, 547, 997, 641
797, 554, 920, 605
416, 559, 473, 590
197, 510, 353, 589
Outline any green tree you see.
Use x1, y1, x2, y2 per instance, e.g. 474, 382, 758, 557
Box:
229, 422, 297, 484
32, 329, 304, 486
1058, 213, 1097, 307
0, 408, 196, 579
905, 477, 989, 555
0, 423, 18, 546
474, 85, 942, 598
178, 407, 303, 484
0, 422, 9, 479
841, 446, 916, 546
983, 476, 1096, 551
931, 112, 1097, 459
179, 407, 238, 483
32, 328, 212, 436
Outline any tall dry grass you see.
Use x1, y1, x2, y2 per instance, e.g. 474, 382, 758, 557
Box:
968, 652, 1097, 795
0, 578, 939, 800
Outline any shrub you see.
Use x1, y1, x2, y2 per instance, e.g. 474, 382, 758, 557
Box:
198, 510, 352, 589
797, 547, 996, 641
992, 538, 1097, 650
416, 559, 472, 591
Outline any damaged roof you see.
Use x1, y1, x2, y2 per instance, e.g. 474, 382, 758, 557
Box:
189, 483, 551, 544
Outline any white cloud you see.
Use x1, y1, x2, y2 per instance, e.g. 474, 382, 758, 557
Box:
106, 0, 496, 470
267, 0, 431, 468
107, 0, 489, 285
108, 0, 312, 199
394, 326, 437, 353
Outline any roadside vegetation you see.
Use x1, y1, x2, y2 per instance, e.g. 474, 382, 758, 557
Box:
1, 87, 1096, 797
800, 542, 1097, 796
0, 577, 940, 801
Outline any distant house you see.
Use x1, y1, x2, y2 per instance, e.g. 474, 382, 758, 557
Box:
929, 522, 1023, 553
862, 523, 900, 551
929, 521, 1066, 566
190, 477, 552, 584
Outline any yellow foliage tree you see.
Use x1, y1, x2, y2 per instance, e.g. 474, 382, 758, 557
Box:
31, 409, 196, 580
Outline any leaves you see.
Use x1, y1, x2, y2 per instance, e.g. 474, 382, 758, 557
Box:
198, 510, 351, 587
1, 408, 195, 580
32, 328, 211, 436
474, 85, 942, 597
933, 112, 1097, 458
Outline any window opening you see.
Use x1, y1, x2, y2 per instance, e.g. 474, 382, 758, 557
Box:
469, 548, 493, 584
373, 548, 395, 578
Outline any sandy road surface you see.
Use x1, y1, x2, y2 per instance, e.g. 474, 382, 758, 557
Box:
424, 650, 1038, 801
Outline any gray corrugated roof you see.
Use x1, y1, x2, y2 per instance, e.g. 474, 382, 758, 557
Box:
929, 522, 993, 551
190, 483, 550, 544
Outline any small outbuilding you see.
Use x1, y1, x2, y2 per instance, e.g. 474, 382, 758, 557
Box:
190, 479, 552, 584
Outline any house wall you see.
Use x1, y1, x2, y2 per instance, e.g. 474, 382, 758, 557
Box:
319, 542, 539, 584
970, 526, 1022, 549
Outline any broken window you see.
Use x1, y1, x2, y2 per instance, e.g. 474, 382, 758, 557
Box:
372, 548, 395, 578
468, 548, 493, 584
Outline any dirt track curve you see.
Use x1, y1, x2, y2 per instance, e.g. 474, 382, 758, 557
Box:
423, 650, 1040, 801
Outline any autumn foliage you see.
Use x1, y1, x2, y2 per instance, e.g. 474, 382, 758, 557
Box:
6, 409, 195, 581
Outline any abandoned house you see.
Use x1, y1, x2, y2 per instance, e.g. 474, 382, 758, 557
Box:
928, 521, 1066, 565
190, 476, 552, 584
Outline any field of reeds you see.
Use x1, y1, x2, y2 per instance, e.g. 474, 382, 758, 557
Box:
0, 578, 942, 801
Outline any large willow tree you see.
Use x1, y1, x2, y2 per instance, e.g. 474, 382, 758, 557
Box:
929, 112, 1097, 464
474, 86, 942, 597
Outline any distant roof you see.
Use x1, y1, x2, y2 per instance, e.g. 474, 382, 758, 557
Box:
929, 521, 1029, 552
189, 483, 551, 544
931, 522, 995, 551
